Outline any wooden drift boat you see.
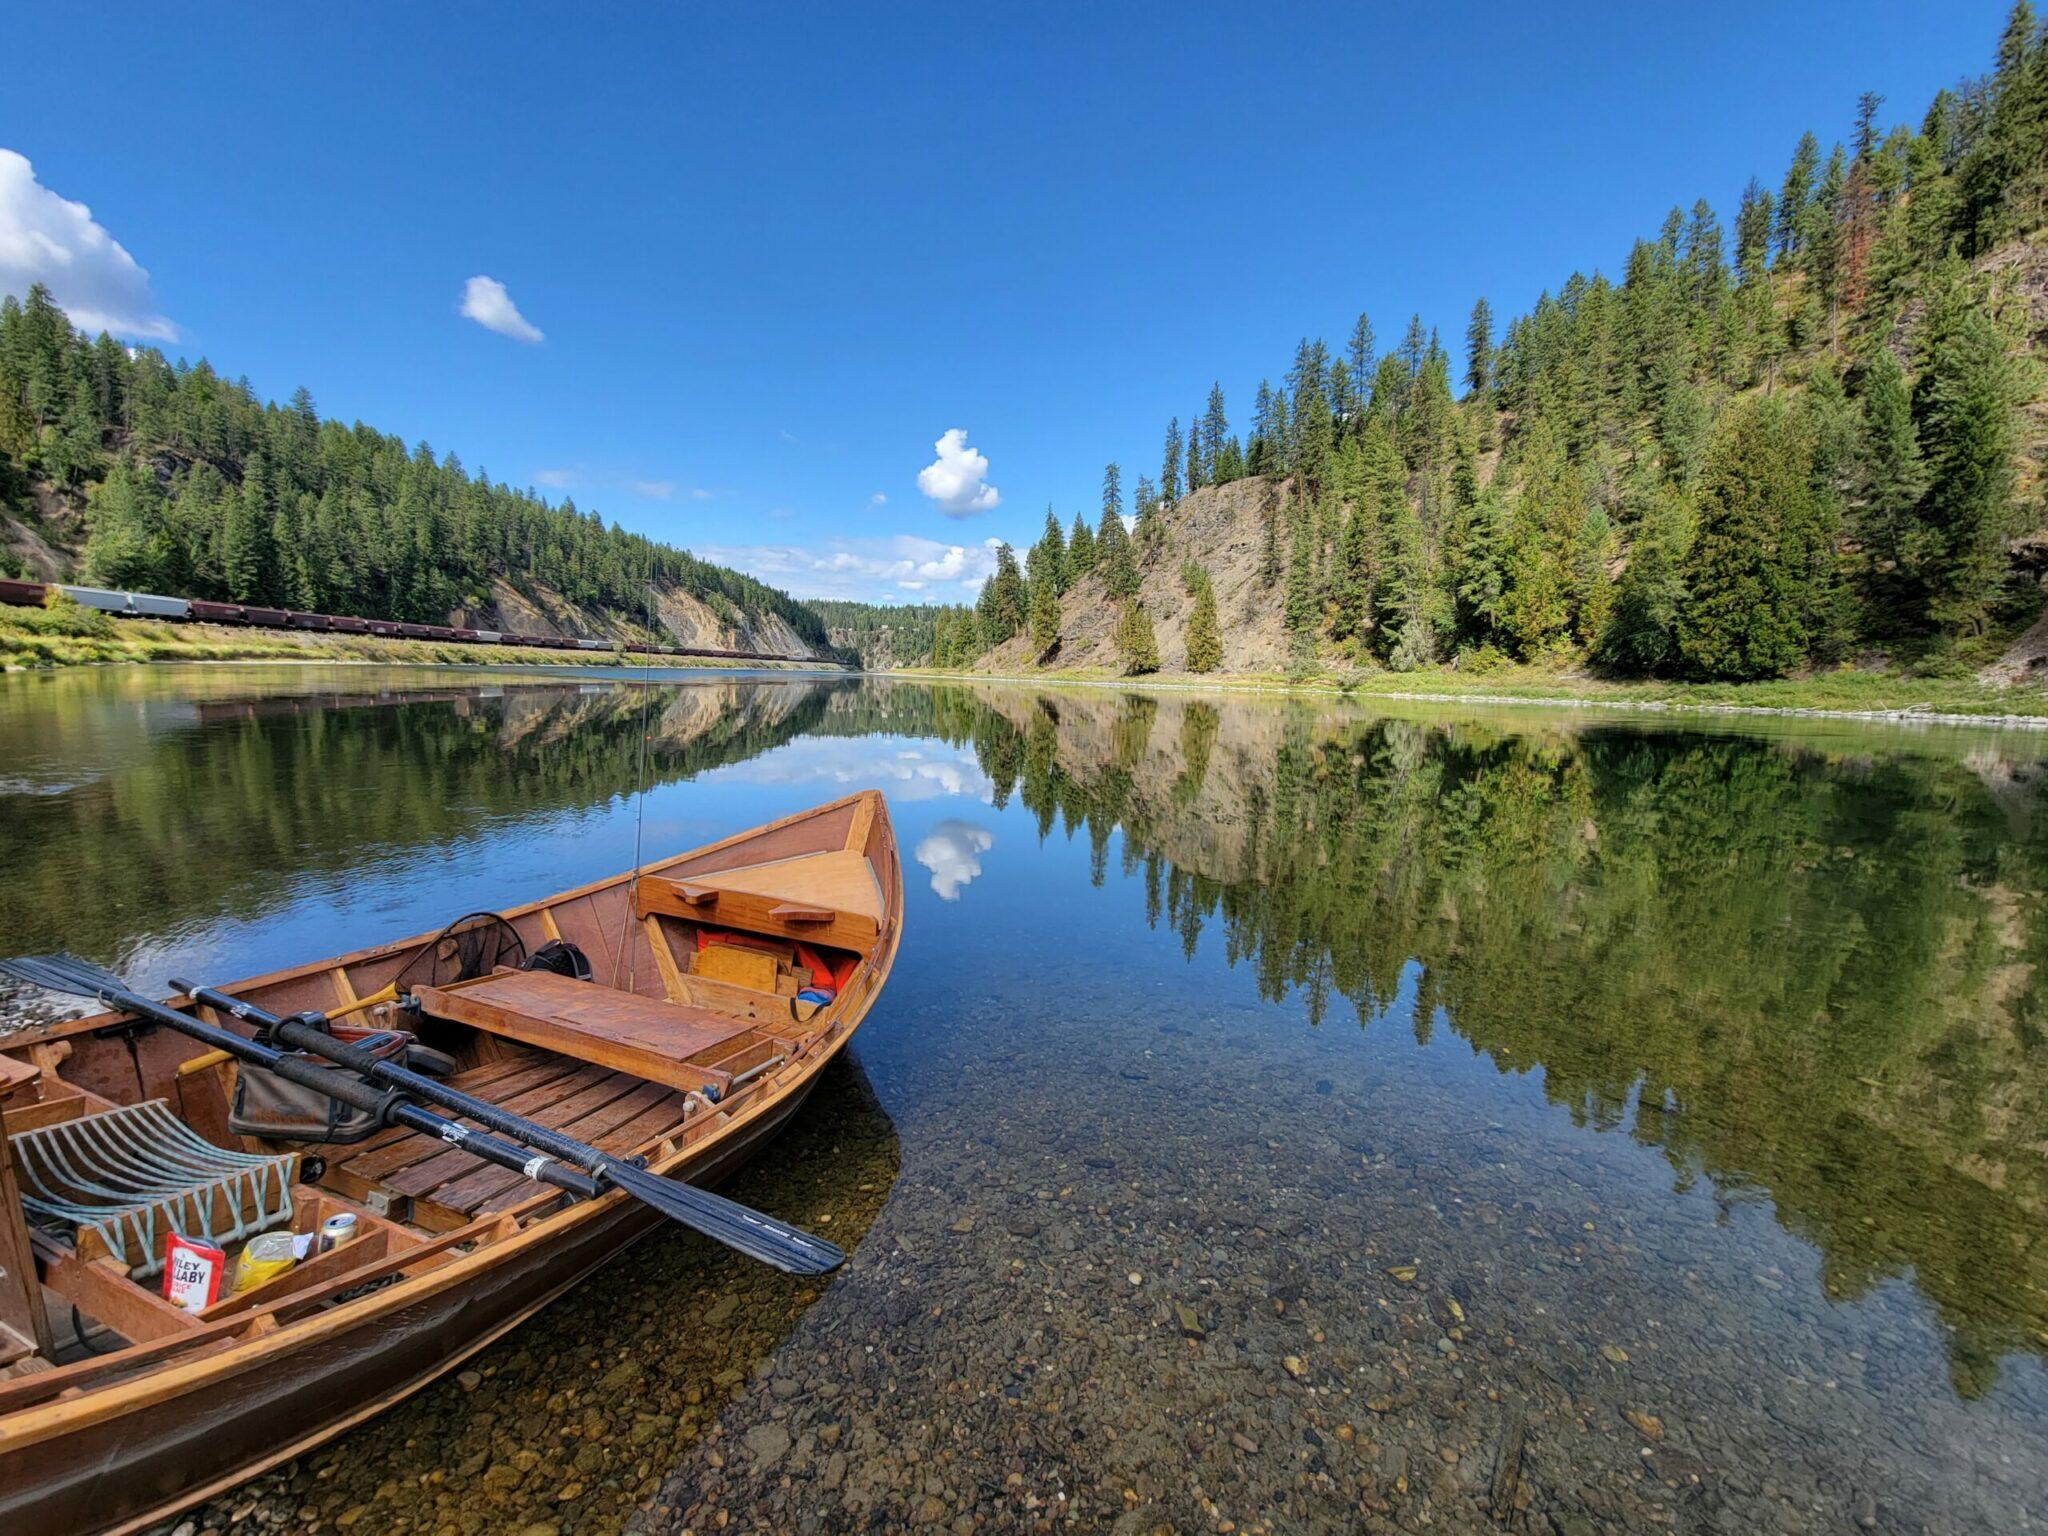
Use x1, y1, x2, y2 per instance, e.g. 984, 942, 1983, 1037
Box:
0, 791, 900, 1536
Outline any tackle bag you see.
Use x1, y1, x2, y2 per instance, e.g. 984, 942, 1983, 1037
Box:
228, 1028, 416, 1144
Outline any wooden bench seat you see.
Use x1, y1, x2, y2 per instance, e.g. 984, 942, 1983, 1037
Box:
412, 970, 776, 1095
632, 847, 882, 951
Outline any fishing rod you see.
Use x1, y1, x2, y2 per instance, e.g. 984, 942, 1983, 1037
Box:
1, 954, 844, 1276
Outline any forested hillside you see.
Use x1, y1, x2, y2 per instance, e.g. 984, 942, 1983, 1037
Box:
949, 6, 2048, 684
0, 295, 834, 655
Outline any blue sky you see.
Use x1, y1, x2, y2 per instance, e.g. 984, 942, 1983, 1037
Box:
0, 2, 2016, 605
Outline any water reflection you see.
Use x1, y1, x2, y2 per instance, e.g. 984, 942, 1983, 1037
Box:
0, 667, 837, 970
914, 819, 994, 901
7, 666, 2047, 1532
920, 684, 2048, 1394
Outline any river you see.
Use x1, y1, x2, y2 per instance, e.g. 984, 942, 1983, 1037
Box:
1, 664, 2043, 1535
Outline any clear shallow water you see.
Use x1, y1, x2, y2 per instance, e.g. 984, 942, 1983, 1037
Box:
2, 665, 2044, 1536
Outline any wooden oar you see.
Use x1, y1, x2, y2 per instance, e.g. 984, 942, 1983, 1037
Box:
2, 955, 845, 1275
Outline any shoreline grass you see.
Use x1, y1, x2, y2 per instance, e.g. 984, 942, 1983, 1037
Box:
889, 660, 2048, 726
0, 609, 829, 672
15, 607, 2047, 726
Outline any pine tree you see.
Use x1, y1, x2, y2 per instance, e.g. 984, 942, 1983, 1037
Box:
1347, 313, 1376, 412
1183, 567, 1222, 671
979, 542, 1028, 642
1287, 341, 1334, 495
1284, 509, 1318, 644
1676, 396, 1822, 679
1133, 474, 1160, 540
1855, 343, 1923, 584
1735, 178, 1775, 283
1185, 404, 1208, 491
1248, 382, 1279, 474
1959, 2, 2048, 251
1597, 482, 1692, 673
1202, 384, 1230, 483
1161, 418, 1183, 504
222, 453, 280, 603
1465, 298, 1494, 396
1098, 501, 1139, 597
82, 460, 167, 589
1910, 269, 2023, 636
1776, 131, 1821, 260
1333, 465, 1377, 645
1068, 511, 1097, 573
1496, 420, 1583, 656
1116, 600, 1159, 675
1029, 507, 1069, 596
1101, 462, 1122, 532
1028, 562, 1061, 657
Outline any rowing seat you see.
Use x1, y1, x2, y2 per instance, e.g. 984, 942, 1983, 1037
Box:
412, 970, 776, 1095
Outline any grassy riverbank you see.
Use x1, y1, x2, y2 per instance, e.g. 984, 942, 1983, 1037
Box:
895, 660, 2048, 722
0, 605, 825, 671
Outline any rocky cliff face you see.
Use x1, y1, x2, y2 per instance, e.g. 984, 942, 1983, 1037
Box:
824, 624, 919, 671
978, 477, 1301, 675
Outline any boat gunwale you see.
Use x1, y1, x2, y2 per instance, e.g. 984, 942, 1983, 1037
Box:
0, 788, 901, 1447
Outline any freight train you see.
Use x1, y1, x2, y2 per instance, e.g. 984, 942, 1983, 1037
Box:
0, 577, 831, 665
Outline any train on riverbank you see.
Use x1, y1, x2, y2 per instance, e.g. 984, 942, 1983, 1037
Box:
0, 577, 830, 665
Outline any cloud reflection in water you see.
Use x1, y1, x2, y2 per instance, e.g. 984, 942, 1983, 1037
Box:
914, 819, 994, 900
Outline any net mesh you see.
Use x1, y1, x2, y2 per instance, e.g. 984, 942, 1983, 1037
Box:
391, 912, 526, 992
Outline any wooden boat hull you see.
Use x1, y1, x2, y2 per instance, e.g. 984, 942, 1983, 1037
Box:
0, 791, 898, 1536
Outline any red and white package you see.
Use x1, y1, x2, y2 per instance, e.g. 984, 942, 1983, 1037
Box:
163, 1232, 228, 1312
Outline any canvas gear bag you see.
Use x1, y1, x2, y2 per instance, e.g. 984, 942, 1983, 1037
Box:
228, 1026, 416, 1143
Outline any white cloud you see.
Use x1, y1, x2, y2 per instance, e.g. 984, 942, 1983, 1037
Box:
629, 479, 675, 500
0, 150, 177, 341
460, 275, 543, 342
916, 428, 1000, 517
693, 533, 1001, 601
690, 487, 715, 501
869, 492, 888, 507
533, 467, 576, 488
916, 819, 995, 900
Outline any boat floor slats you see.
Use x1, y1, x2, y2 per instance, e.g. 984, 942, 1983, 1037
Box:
379, 1071, 644, 1197
323, 1058, 698, 1227
434, 1079, 679, 1214
332, 1064, 611, 1188
473, 1087, 695, 1217
336, 1061, 604, 1182
325, 1054, 576, 1168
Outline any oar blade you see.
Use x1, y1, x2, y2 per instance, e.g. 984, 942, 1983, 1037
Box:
602, 1161, 846, 1275
0, 953, 128, 1000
